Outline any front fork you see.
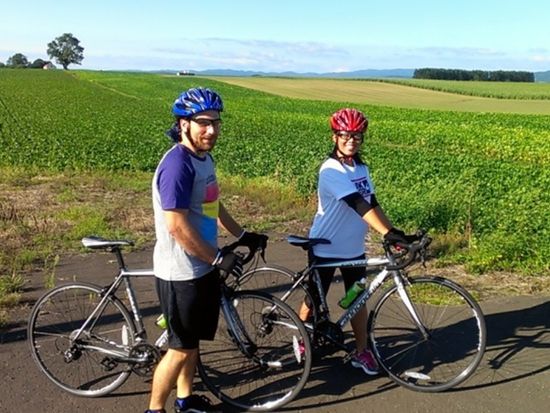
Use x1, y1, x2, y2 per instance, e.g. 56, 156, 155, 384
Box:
393, 273, 429, 339
220, 292, 257, 358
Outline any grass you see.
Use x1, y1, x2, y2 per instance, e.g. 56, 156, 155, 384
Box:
1, 71, 549, 327
0, 272, 26, 328
0, 166, 316, 327
379, 78, 550, 100
211, 76, 550, 115
1, 165, 549, 328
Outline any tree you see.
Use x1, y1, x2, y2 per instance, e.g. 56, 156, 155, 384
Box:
6, 53, 29, 68
47, 33, 84, 70
29, 58, 48, 69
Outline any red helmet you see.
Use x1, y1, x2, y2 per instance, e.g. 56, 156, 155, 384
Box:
330, 108, 368, 133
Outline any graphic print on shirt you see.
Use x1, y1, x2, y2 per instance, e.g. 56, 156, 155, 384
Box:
202, 174, 219, 219
351, 176, 373, 199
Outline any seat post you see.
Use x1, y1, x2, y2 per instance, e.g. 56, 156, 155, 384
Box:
111, 247, 127, 270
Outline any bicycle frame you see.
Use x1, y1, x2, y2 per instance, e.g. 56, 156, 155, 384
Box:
241, 233, 486, 394
69, 246, 158, 357
279, 253, 429, 343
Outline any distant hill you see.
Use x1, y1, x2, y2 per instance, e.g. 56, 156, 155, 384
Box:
164, 68, 415, 78
535, 71, 550, 82
156, 67, 550, 82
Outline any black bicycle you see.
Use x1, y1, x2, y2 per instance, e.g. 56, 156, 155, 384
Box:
28, 237, 311, 411
238, 231, 487, 392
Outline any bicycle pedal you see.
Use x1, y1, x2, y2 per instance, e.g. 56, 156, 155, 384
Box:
342, 352, 355, 364
100, 357, 117, 371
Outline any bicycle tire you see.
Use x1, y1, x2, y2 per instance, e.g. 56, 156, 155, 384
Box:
368, 276, 486, 392
28, 282, 136, 397
239, 265, 318, 328
198, 290, 312, 411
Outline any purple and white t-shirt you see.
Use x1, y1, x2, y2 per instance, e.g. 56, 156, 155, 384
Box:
309, 157, 375, 258
152, 145, 219, 281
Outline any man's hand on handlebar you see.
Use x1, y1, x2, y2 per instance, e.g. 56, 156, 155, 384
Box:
239, 231, 268, 252
213, 247, 244, 278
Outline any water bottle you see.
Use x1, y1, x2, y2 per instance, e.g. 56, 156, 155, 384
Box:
156, 314, 167, 329
338, 278, 366, 309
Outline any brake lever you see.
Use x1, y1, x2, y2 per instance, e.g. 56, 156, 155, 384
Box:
259, 247, 266, 263
419, 248, 427, 268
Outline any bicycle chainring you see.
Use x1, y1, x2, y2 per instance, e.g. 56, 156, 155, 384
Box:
314, 320, 345, 350
129, 343, 161, 377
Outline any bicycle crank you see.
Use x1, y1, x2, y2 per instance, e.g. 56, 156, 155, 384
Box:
314, 320, 345, 351
128, 343, 161, 376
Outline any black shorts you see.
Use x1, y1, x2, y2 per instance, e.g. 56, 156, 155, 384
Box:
305, 254, 366, 309
156, 269, 221, 350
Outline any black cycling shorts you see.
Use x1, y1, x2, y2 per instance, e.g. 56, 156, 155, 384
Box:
156, 269, 221, 350
304, 254, 366, 309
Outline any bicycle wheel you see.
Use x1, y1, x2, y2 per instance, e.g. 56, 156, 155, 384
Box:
369, 276, 486, 392
28, 282, 136, 397
198, 290, 312, 411
239, 265, 317, 326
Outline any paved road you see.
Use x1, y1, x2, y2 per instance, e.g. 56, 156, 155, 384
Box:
1, 238, 549, 412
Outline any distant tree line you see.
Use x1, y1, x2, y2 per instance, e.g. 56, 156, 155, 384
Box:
413, 68, 534, 82
1, 33, 84, 70
0, 53, 54, 69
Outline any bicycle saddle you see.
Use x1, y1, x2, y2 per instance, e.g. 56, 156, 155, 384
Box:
81, 235, 135, 249
287, 235, 331, 250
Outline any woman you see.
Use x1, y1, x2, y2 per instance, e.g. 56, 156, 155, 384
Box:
299, 108, 413, 375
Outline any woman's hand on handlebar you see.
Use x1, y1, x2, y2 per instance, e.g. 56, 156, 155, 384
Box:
383, 227, 421, 247
383, 229, 431, 270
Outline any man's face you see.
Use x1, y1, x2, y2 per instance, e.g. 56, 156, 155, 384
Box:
181, 110, 222, 154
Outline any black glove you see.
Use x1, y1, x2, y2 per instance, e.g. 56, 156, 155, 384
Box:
383, 228, 418, 246
239, 231, 269, 252
213, 248, 243, 278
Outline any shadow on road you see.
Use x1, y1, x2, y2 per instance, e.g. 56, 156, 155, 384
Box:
2, 282, 548, 413
452, 299, 549, 391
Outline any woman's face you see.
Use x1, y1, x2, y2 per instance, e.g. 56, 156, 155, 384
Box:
332, 131, 364, 157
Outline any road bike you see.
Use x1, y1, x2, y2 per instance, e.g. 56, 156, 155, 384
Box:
238, 231, 487, 392
28, 236, 312, 411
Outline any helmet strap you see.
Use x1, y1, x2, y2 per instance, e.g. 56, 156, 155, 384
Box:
338, 155, 355, 166
333, 146, 355, 166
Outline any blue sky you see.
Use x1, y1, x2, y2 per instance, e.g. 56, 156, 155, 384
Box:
1, 0, 549, 73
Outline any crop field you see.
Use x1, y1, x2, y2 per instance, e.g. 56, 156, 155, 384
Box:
380, 78, 550, 100
0, 70, 549, 275
212, 77, 550, 115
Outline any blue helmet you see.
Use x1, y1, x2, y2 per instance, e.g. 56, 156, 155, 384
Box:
172, 87, 224, 118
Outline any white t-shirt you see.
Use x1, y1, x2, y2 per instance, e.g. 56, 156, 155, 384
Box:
308, 157, 375, 258
152, 145, 219, 281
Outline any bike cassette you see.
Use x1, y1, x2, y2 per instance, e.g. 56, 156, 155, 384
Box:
129, 343, 161, 377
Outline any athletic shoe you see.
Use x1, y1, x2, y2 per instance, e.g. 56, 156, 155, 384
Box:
174, 394, 221, 413
292, 335, 305, 363
350, 349, 379, 375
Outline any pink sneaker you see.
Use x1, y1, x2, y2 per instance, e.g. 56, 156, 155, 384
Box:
292, 336, 306, 363
351, 349, 379, 375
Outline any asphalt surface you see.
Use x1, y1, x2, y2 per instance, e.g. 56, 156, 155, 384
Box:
1, 238, 549, 412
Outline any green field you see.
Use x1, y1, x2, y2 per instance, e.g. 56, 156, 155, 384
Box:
212, 76, 550, 115
1, 69, 549, 275
381, 78, 550, 100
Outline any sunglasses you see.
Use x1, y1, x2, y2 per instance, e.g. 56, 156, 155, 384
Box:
336, 131, 364, 141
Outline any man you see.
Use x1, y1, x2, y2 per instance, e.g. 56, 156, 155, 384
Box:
146, 87, 267, 413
